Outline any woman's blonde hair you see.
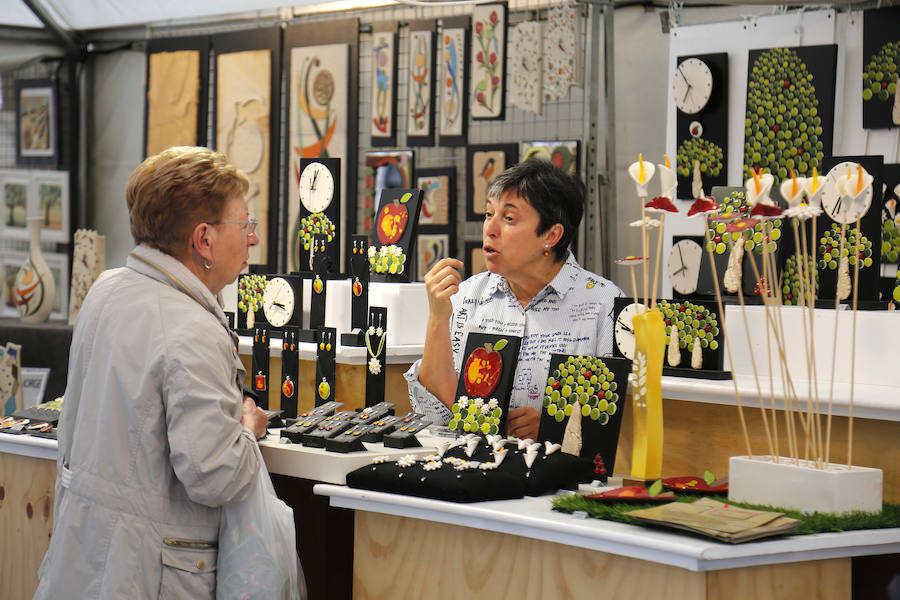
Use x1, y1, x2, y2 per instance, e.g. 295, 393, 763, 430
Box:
126, 146, 249, 257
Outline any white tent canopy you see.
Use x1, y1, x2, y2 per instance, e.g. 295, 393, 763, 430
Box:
1, 0, 338, 31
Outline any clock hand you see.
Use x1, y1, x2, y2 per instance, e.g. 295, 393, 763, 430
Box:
678, 245, 686, 270
673, 265, 688, 276
832, 195, 843, 216
274, 301, 287, 310
616, 318, 634, 335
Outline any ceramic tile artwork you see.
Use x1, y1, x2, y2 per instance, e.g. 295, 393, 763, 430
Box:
417, 173, 451, 226
146, 50, 200, 155
32, 171, 70, 243
471, 149, 506, 215
469, 4, 506, 119
216, 49, 271, 266
440, 27, 465, 137
544, 3, 581, 101
407, 30, 433, 138
509, 21, 543, 115
371, 32, 395, 140
1, 171, 30, 240
287, 44, 349, 272
18, 85, 54, 157
417, 233, 448, 281
521, 141, 579, 175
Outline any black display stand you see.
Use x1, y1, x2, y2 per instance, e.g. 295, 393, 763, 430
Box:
364, 307, 387, 407
251, 328, 270, 408
314, 327, 337, 407
280, 327, 299, 418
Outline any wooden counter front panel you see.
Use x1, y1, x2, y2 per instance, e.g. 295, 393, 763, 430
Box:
352, 511, 850, 600
0, 452, 55, 600
616, 397, 900, 503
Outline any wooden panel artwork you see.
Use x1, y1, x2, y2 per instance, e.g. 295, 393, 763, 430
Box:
0, 453, 55, 600
146, 50, 200, 155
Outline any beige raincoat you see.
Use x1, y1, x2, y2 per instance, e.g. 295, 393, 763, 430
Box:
34, 244, 261, 599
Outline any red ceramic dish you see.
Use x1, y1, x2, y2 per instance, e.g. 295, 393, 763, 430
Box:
584, 486, 676, 503
661, 476, 728, 493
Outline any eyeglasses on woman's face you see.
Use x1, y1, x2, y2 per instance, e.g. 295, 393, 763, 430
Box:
209, 218, 259, 236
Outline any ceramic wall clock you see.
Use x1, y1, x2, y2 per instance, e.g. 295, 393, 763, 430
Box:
544, 3, 581, 101
537, 353, 631, 475
145, 36, 208, 157
612, 301, 645, 360
816, 155, 883, 302
469, 3, 506, 120
407, 21, 435, 146
370, 23, 397, 146
438, 17, 468, 146
297, 157, 341, 272
674, 52, 728, 200
262, 274, 301, 331
509, 20, 542, 115
213, 28, 280, 269
448, 332, 522, 437
668, 237, 703, 296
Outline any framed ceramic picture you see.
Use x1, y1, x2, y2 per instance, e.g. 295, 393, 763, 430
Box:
362, 150, 414, 236
370, 22, 397, 147
406, 20, 436, 147
466, 143, 518, 221
15, 79, 58, 167
438, 16, 468, 146
144, 36, 209, 157
416, 231, 449, 281
45, 252, 69, 321
468, 3, 507, 120
284, 19, 360, 274
0, 252, 26, 318
520, 140, 580, 175
464, 240, 487, 279
31, 170, 70, 243
0, 170, 31, 241
212, 28, 282, 270
416, 167, 455, 227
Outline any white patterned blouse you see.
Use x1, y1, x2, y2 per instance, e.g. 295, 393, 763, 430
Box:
404, 252, 624, 424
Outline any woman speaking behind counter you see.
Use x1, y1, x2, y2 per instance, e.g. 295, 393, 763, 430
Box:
405, 158, 624, 441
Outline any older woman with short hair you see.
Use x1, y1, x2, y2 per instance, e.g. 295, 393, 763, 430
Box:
406, 158, 624, 441
35, 146, 272, 599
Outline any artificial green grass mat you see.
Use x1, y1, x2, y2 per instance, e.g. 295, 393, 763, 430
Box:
552, 493, 900, 536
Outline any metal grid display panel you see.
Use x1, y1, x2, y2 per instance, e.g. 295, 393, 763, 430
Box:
138, 1, 589, 271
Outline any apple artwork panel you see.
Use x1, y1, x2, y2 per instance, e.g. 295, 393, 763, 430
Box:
370, 188, 424, 283
448, 332, 522, 437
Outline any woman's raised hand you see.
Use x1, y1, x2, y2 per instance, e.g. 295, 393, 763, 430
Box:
423, 258, 464, 321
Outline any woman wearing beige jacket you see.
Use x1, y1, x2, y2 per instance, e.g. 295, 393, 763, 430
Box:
34, 147, 271, 599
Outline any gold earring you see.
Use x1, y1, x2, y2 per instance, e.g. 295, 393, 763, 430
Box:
543, 245, 550, 257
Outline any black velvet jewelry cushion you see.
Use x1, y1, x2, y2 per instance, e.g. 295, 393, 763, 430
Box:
446, 438, 595, 496
495, 447, 595, 496
345, 458, 526, 503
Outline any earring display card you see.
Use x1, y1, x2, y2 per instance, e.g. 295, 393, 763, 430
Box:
370, 188, 424, 283
314, 327, 337, 407
280, 400, 342, 442
365, 307, 388, 407
300, 410, 357, 447
325, 423, 375, 453
352, 400, 394, 425
536, 354, 632, 477
448, 332, 522, 437
350, 234, 370, 334
309, 235, 328, 330
251, 328, 270, 408
383, 416, 431, 448
280, 327, 299, 418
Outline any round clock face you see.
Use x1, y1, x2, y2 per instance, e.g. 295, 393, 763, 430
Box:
298, 162, 335, 214
822, 161, 873, 224
673, 58, 713, 115
668, 239, 703, 295
262, 277, 295, 328
614, 302, 647, 360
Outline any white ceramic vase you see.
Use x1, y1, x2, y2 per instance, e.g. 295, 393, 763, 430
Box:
14, 216, 55, 323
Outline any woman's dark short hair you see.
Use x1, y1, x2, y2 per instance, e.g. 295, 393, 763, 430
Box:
486, 158, 584, 261
126, 146, 249, 258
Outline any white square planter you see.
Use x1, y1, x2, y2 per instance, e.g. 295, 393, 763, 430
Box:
728, 455, 883, 515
